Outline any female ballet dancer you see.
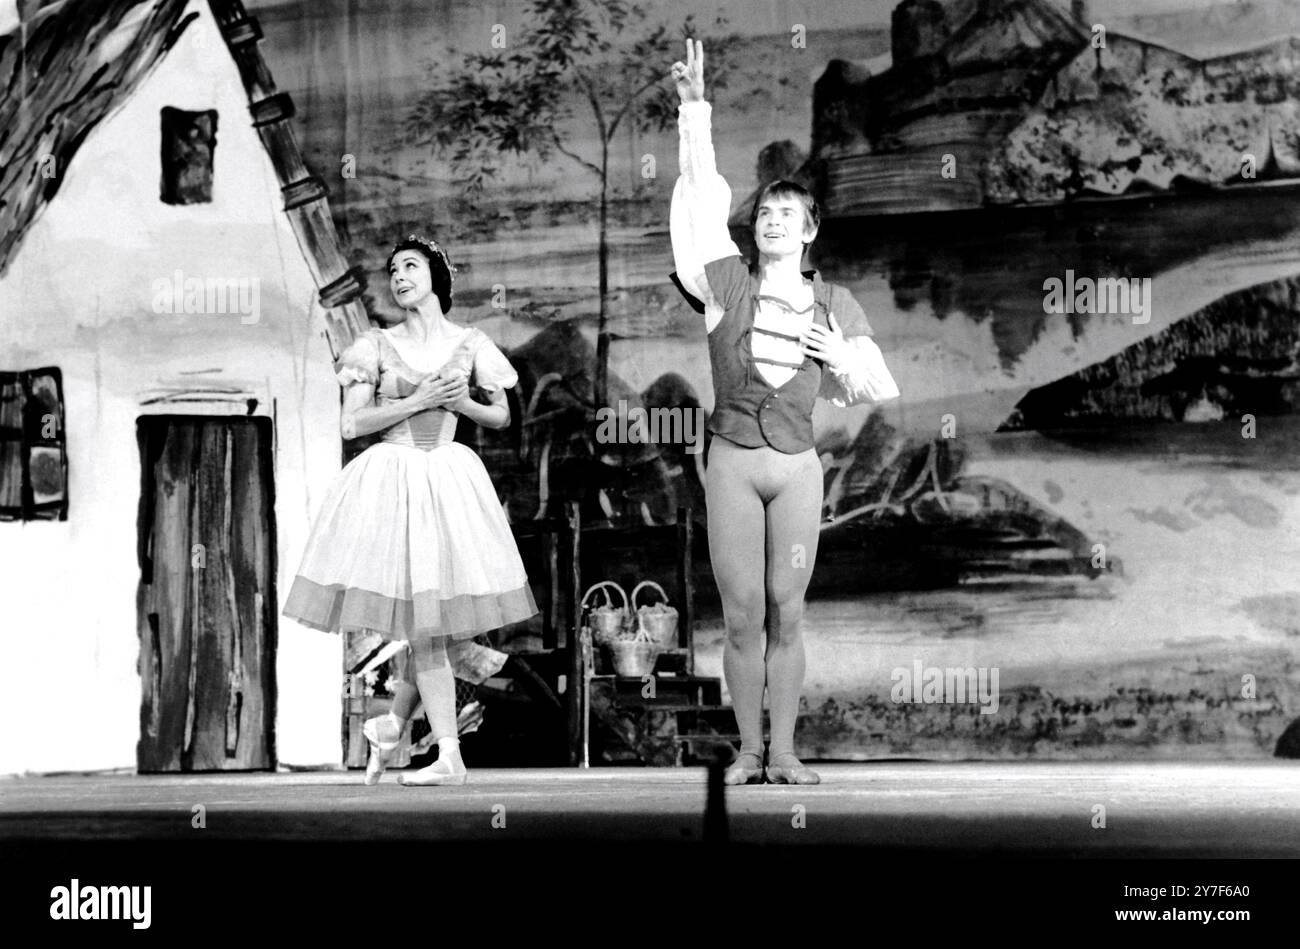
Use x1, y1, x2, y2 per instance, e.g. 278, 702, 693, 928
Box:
284, 235, 537, 785
669, 40, 899, 785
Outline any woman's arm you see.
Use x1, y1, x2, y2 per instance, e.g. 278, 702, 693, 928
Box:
340, 376, 467, 440
453, 387, 510, 430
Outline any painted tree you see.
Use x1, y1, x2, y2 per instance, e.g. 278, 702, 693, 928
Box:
405, 0, 733, 408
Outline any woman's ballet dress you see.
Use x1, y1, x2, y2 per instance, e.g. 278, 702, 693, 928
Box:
283, 325, 538, 666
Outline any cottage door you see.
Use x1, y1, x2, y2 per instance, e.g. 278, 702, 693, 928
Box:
135, 416, 276, 771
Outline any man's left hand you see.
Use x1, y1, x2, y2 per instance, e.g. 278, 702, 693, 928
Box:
800, 313, 850, 372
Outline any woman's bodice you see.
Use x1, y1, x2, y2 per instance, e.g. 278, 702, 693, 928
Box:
335, 323, 519, 451
372, 328, 471, 450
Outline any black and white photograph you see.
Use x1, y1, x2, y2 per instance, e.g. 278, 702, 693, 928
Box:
2, 0, 1298, 931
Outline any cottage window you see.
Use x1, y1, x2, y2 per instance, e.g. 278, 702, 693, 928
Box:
160, 107, 218, 205
0, 368, 69, 521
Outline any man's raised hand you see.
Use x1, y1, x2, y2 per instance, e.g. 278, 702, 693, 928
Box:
671, 38, 705, 104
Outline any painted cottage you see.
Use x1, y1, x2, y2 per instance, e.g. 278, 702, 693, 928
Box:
0, 0, 373, 774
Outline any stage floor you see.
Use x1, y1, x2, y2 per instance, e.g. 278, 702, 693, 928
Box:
4, 761, 1298, 856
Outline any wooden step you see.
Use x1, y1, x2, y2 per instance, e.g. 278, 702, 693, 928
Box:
590, 674, 722, 709
589, 674, 720, 687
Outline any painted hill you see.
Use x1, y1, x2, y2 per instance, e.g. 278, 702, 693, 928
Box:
801, 0, 1300, 217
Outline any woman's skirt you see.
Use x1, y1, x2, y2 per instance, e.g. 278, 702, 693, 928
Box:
283, 441, 537, 642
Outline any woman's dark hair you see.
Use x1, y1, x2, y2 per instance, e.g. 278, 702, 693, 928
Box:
749, 179, 820, 240
387, 237, 454, 313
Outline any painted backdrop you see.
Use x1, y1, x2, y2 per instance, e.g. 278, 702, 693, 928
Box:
249, 0, 1300, 759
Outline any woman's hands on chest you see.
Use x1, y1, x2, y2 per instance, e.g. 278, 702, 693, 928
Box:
408, 370, 469, 412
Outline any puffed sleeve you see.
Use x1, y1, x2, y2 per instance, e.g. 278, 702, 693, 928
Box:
335, 332, 380, 388
470, 331, 519, 393
818, 288, 900, 407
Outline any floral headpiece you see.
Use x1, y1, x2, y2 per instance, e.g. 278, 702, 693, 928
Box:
392, 234, 456, 284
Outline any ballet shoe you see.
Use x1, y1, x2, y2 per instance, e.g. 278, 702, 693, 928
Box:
722, 751, 765, 786
364, 748, 386, 786
361, 716, 401, 786
398, 758, 468, 787
765, 753, 820, 785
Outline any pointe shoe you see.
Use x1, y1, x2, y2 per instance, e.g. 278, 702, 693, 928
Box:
398, 758, 468, 787
361, 716, 401, 786
722, 751, 765, 786
765, 753, 820, 785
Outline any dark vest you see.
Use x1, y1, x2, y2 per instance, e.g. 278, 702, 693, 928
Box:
707, 269, 835, 454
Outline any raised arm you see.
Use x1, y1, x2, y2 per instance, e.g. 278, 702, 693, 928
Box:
669, 39, 740, 332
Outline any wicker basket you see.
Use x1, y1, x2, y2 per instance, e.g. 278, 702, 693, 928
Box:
632, 580, 678, 647
581, 581, 630, 645
604, 638, 661, 677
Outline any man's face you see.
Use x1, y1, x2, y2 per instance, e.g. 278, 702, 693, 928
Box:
754, 195, 816, 259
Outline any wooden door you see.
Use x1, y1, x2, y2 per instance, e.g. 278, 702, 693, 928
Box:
136, 416, 276, 771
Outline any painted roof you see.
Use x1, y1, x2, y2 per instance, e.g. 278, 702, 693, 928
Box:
0, 1, 194, 276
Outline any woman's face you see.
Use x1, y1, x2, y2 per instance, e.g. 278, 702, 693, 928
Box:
389, 249, 434, 309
